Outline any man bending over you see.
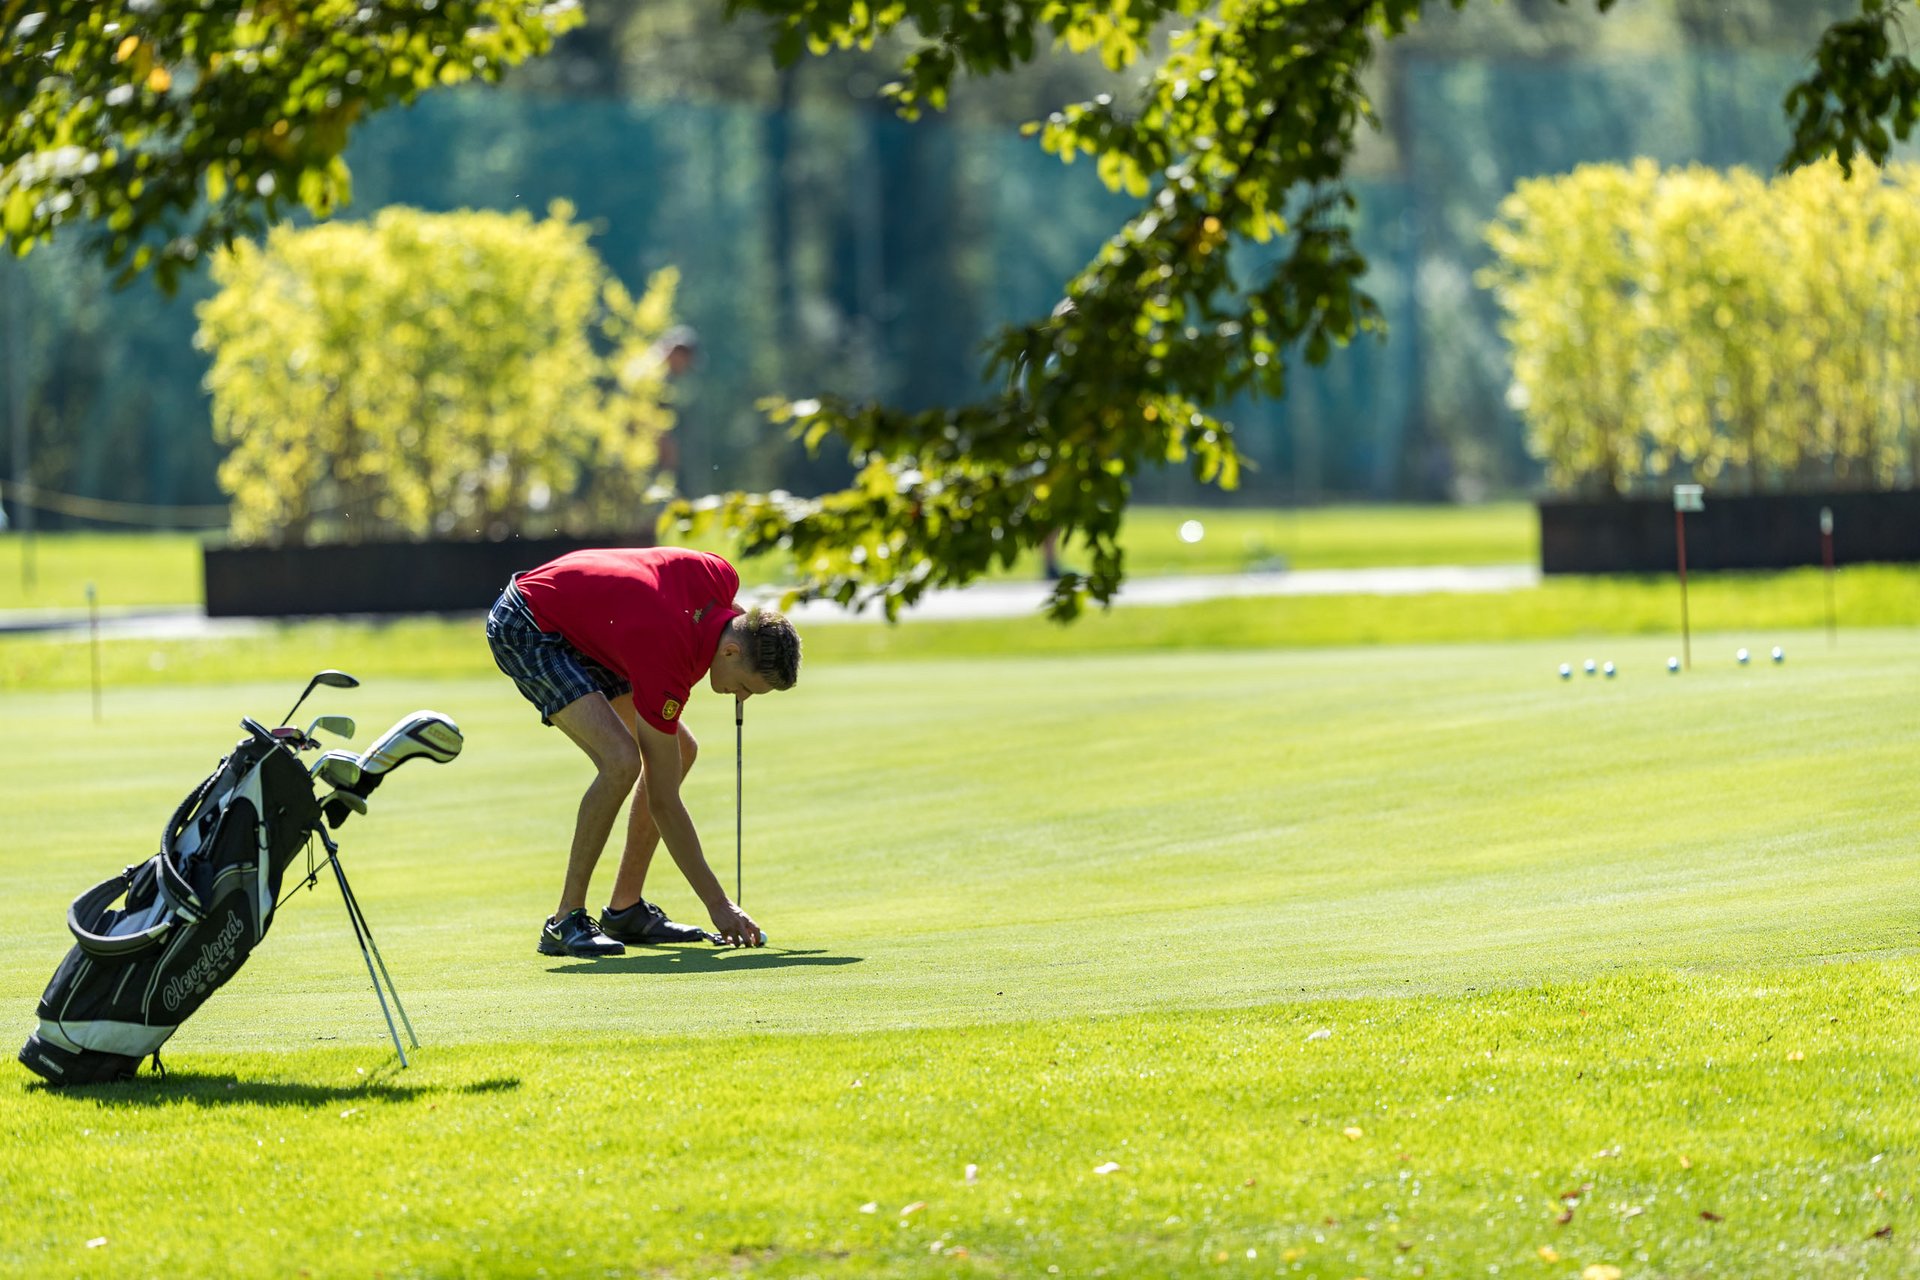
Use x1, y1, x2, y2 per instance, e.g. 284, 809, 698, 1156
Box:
485, 546, 800, 957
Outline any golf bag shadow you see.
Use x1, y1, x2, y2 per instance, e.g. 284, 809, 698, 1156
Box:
20, 705, 460, 1087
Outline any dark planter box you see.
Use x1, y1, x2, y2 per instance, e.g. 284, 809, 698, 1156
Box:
203, 535, 654, 617
1538, 491, 1920, 575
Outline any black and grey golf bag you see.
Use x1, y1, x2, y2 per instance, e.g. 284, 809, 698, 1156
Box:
20, 721, 321, 1084
20, 689, 464, 1086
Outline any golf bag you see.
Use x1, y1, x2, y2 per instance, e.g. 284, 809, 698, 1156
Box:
20, 695, 464, 1087
20, 721, 320, 1084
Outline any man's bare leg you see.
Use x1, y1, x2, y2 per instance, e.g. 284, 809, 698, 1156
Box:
547, 693, 642, 918
605, 693, 698, 912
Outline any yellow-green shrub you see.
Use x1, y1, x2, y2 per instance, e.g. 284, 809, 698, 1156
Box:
1482, 159, 1920, 496
196, 203, 679, 543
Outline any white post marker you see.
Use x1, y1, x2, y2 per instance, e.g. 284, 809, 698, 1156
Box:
1673, 485, 1704, 671
1820, 505, 1836, 647
86, 580, 101, 724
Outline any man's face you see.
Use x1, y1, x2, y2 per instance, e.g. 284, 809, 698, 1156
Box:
709, 647, 775, 702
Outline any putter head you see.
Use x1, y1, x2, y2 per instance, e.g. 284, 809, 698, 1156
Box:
347, 711, 464, 798
306, 714, 356, 742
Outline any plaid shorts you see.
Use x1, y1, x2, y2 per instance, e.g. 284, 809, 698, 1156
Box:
485, 576, 631, 726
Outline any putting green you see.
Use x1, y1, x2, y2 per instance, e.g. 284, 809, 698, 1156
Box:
2, 628, 1916, 1276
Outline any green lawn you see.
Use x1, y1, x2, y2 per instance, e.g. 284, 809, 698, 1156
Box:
3, 560, 1915, 694
3, 624, 1918, 1276
0, 504, 1539, 611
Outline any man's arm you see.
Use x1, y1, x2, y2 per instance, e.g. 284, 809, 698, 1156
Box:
635, 720, 763, 946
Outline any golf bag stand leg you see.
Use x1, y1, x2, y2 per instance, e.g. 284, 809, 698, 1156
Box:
315, 828, 419, 1066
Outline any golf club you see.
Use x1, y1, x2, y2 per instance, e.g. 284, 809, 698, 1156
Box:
311, 751, 364, 791
735, 699, 743, 904
305, 714, 356, 743
318, 789, 368, 817
278, 669, 359, 727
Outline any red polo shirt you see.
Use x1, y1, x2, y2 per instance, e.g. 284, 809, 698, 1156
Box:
515, 548, 742, 734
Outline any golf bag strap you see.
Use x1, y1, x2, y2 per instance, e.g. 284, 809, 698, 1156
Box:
156, 766, 222, 917
67, 869, 174, 957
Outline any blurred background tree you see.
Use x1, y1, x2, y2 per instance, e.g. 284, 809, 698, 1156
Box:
1484, 158, 1920, 496
198, 204, 678, 544
6, 0, 1914, 606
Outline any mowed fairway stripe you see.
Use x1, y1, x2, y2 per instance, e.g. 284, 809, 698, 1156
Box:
0, 630, 1915, 1048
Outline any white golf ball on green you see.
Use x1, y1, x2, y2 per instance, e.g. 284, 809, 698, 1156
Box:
1736, 648, 1750, 664
1771, 646, 1785, 663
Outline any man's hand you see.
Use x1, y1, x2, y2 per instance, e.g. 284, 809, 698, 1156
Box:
708, 898, 764, 947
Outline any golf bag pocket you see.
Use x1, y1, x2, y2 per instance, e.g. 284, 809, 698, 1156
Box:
24, 854, 270, 1084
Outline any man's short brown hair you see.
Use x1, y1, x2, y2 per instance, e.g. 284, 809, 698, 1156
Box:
739, 608, 801, 690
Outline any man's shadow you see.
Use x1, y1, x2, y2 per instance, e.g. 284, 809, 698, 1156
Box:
547, 947, 862, 976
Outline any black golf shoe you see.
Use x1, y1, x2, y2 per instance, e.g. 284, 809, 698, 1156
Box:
538, 908, 626, 958
599, 898, 712, 945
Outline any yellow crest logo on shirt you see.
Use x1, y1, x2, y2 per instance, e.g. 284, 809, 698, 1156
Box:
660, 698, 682, 721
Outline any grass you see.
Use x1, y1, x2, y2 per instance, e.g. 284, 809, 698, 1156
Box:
3, 625, 1919, 1275
0, 503, 1538, 611
2, 561, 1915, 693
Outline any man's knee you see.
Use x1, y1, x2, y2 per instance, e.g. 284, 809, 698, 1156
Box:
601, 742, 642, 792
679, 727, 698, 774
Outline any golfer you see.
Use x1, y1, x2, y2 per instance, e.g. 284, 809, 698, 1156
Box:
485, 546, 800, 957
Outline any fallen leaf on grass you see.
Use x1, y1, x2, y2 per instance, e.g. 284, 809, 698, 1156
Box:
858, 1203, 877, 1215
1243, 1178, 1256, 1187
964, 1164, 978, 1185
1871, 1225, 1894, 1240
1093, 1162, 1121, 1175
1212, 1250, 1229, 1263
1594, 1146, 1621, 1159
900, 1202, 926, 1217
84, 1239, 107, 1249
1621, 1206, 1644, 1220
1786, 1050, 1805, 1062
1678, 1155, 1692, 1170
1343, 1127, 1365, 1140
1556, 1210, 1575, 1226
1700, 1211, 1722, 1222
1307, 1028, 1332, 1042
1537, 1246, 1560, 1262
1581, 1266, 1623, 1280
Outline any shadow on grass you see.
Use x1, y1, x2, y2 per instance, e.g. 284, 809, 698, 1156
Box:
28, 1072, 521, 1109
547, 947, 862, 976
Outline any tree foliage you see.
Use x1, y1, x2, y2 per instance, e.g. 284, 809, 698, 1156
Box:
197, 204, 679, 544
0, 0, 580, 290
1483, 159, 1920, 495
8, 0, 1919, 611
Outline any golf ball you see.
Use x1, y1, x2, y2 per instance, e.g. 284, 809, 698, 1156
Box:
1603, 662, 1616, 678
1737, 648, 1750, 664
1668, 656, 1680, 673
1583, 659, 1597, 675
757, 931, 769, 946
1771, 646, 1785, 663
1559, 663, 1572, 680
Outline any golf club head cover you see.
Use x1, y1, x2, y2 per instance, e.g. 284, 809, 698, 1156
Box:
322, 710, 463, 828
